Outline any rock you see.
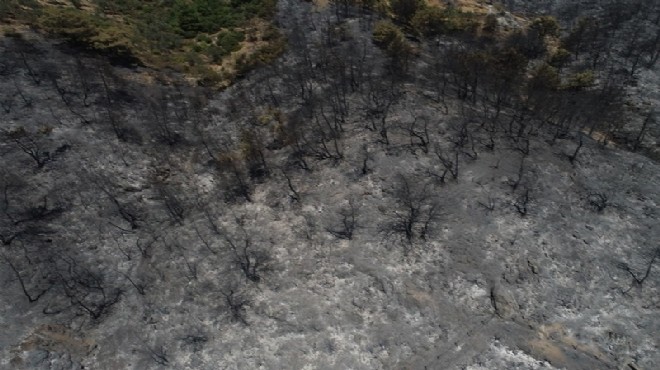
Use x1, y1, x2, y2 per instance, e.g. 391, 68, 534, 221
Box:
490, 284, 518, 319
528, 260, 539, 275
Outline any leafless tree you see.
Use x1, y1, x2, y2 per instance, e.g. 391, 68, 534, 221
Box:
478, 197, 496, 212
221, 288, 250, 325
402, 110, 431, 154
134, 234, 159, 259
281, 168, 301, 203
171, 240, 198, 281
3, 127, 54, 168
221, 222, 271, 283
240, 127, 271, 179
180, 329, 208, 353
13, 38, 42, 85
9, 73, 33, 109
45, 66, 90, 125
618, 247, 659, 294
509, 156, 526, 191
117, 269, 146, 296
147, 345, 169, 366
383, 175, 441, 253
145, 89, 184, 146
0, 83, 16, 113
98, 64, 141, 143
633, 110, 655, 152
327, 198, 360, 240
157, 185, 186, 225
360, 144, 373, 175
41, 254, 123, 320
90, 174, 142, 230
513, 187, 530, 217
568, 133, 584, 164
361, 76, 402, 145
1, 253, 53, 303
435, 146, 459, 181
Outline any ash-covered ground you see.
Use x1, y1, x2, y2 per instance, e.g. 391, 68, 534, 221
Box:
1, 1, 658, 369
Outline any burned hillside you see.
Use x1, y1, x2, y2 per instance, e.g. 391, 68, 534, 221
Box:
1, 0, 659, 369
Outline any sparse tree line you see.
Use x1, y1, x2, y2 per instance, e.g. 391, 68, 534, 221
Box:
1, 0, 659, 363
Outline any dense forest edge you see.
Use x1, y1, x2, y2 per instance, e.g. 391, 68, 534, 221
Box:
1, 0, 284, 86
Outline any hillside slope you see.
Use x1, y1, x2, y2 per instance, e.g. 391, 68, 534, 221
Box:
0, 0, 658, 369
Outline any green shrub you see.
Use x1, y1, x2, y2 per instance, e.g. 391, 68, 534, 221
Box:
482, 14, 499, 35
529, 63, 560, 91
261, 25, 281, 41
390, 0, 425, 24
196, 33, 212, 44
489, 48, 529, 80
548, 48, 571, 69
386, 31, 413, 60
38, 8, 138, 64
530, 16, 560, 38
136, 19, 182, 51
1, 0, 41, 22
12, 0, 280, 86
192, 42, 207, 53
170, 0, 276, 36
411, 6, 445, 37
235, 54, 257, 77
195, 66, 223, 87
564, 70, 595, 90
412, 6, 479, 37
216, 30, 245, 54
373, 20, 403, 48
39, 8, 102, 42
3, 29, 23, 38
184, 50, 203, 67
207, 45, 229, 63
506, 28, 546, 58
0, 1, 13, 21
373, 20, 412, 73
254, 32, 286, 63
442, 7, 479, 34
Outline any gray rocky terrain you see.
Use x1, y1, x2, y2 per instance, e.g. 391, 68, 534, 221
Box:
0, 0, 658, 369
